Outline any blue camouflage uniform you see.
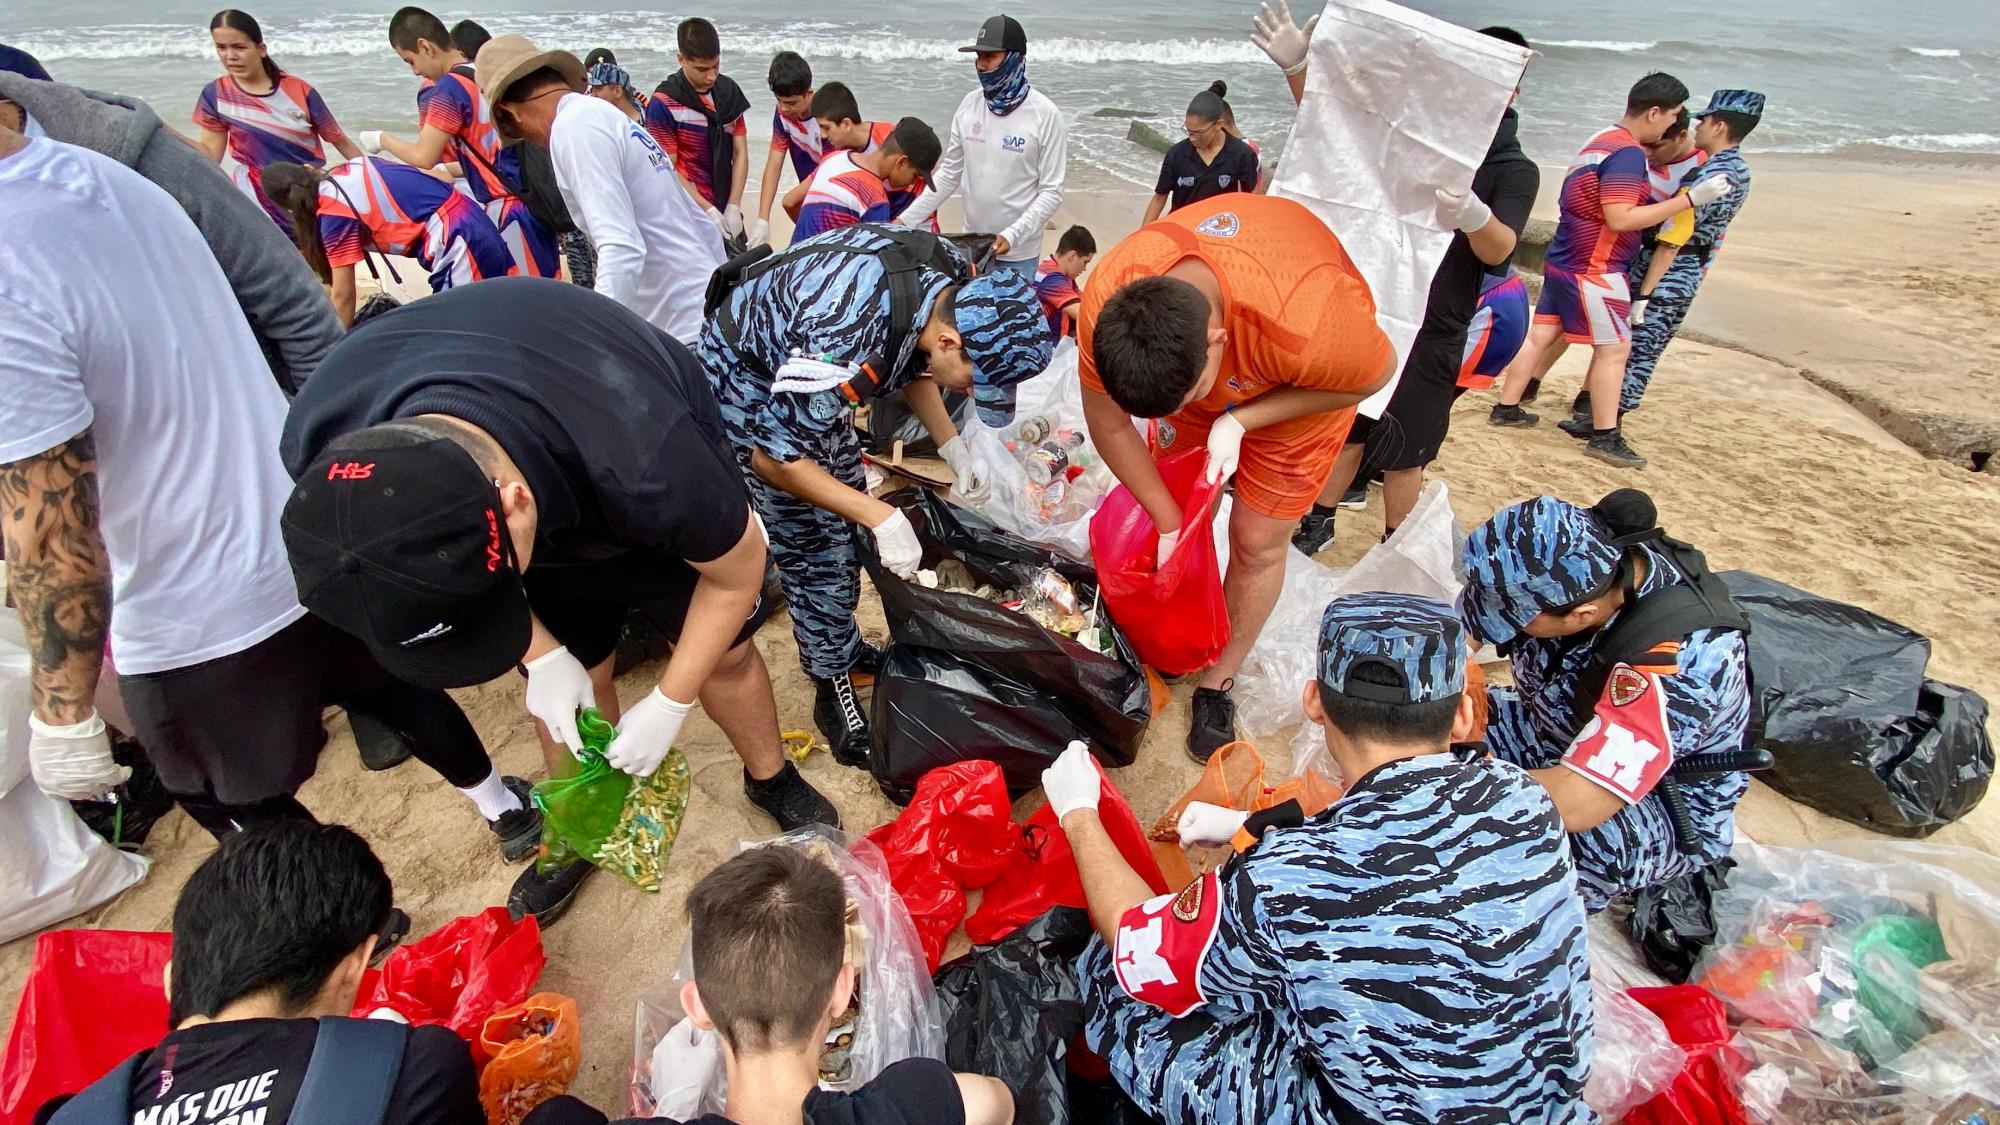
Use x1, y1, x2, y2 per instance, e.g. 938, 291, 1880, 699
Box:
1081, 593, 1595, 1124
697, 225, 1050, 678
1621, 90, 1763, 413
1460, 497, 1752, 911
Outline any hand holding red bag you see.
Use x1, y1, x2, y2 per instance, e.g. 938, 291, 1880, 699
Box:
1091, 451, 1230, 675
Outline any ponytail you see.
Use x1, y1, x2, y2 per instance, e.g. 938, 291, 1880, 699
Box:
261, 161, 330, 282
210, 9, 283, 84
1187, 79, 1229, 125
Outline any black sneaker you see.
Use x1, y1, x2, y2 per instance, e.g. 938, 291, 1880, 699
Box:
1188, 681, 1239, 765
1489, 403, 1540, 428
1586, 429, 1649, 469
1337, 486, 1368, 510
1520, 376, 1543, 403
1291, 507, 1337, 555
489, 776, 542, 863
1557, 415, 1593, 440
813, 671, 872, 769
508, 859, 593, 926
745, 763, 842, 831
351, 711, 413, 771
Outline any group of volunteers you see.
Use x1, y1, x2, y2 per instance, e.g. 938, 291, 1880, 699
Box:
0, 0, 1775, 1121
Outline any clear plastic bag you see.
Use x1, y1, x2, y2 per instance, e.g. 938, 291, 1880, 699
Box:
628, 825, 946, 1116
1695, 839, 2000, 1122
1586, 978, 1687, 1121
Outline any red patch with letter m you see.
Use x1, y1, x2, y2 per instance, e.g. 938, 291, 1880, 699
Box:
1112, 871, 1223, 1017
1559, 662, 1675, 805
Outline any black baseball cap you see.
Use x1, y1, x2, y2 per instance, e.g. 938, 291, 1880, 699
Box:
281, 426, 532, 690
960, 14, 1027, 55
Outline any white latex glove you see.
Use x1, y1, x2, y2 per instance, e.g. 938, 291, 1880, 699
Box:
1251, 0, 1320, 76
721, 203, 745, 237
606, 687, 693, 777
1040, 740, 1101, 820
651, 1017, 725, 1121
1687, 176, 1732, 207
1434, 185, 1493, 234
1155, 527, 1182, 571
1204, 410, 1246, 486
702, 203, 727, 238
1176, 801, 1251, 846
28, 711, 129, 801
871, 508, 923, 579
523, 645, 596, 753
358, 130, 385, 154
938, 437, 987, 501
745, 217, 771, 247
1629, 297, 1650, 326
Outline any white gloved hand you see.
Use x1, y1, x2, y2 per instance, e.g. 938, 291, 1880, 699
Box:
702, 203, 728, 237
871, 508, 923, 578
651, 1017, 726, 1121
938, 436, 987, 501
1176, 801, 1251, 846
745, 217, 771, 247
1040, 740, 1101, 820
358, 130, 385, 154
1204, 410, 1246, 486
523, 645, 596, 753
1434, 185, 1493, 234
1687, 175, 1732, 208
721, 203, 745, 237
1251, 0, 1320, 76
1629, 297, 1650, 326
606, 687, 693, 777
1155, 527, 1182, 571
28, 711, 129, 801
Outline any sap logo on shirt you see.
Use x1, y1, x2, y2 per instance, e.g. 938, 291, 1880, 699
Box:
1194, 211, 1240, 238
630, 126, 672, 172
1002, 134, 1026, 153
1175, 176, 1197, 188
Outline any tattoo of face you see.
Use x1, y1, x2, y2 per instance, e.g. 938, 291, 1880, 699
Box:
1, 430, 111, 724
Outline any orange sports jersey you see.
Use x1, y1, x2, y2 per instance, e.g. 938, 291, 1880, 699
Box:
1078, 194, 1392, 411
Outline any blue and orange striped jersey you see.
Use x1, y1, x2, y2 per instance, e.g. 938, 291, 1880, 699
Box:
417, 66, 520, 205
644, 88, 748, 208
770, 108, 827, 181
1543, 125, 1650, 275
857, 119, 937, 231
790, 151, 892, 244
193, 74, 345, 221
1032, 257, 1082, 338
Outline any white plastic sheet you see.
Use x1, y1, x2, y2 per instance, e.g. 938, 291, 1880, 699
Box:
0, 608, 149, 945
1271, 0, 1530, 417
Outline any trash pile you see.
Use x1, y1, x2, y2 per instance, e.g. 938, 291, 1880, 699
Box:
914, 560, 1112, 654
532, 709, 691, 892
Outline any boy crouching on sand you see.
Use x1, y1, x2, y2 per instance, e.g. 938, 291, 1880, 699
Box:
525, 847, 1015, 1125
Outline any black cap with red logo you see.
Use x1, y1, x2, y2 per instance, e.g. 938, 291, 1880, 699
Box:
281, 425, 531, 689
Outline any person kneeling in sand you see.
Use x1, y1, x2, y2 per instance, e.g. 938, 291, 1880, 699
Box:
524, 846, 1015, 1125
39, 820, 482, 1125
1048, 592, 1594, 1124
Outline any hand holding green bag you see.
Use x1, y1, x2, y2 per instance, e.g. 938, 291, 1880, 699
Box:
533, 708, 691, 892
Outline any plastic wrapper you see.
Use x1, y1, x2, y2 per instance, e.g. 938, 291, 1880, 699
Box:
1696, 839, 2000, 1123
531, 709, 691, 891
1723, 570, 1993, 838
628, 826, 945, 1117
867, 490, 1155, 803
1, 929, 172, 1119
1587, 978, 1687, 1122
863, 761, 1023, 971
1089, 450, 1230, 675
355, 907, 547, 1064
1149, 741, 1342, 890
935, 907, 1095, 1125
1625, 985, 1749, 1125
1629, 861, 1735, 985
479, 992, 581, 1125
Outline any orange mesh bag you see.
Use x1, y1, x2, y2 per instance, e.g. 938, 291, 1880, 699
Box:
477, 991, 581, 1125
1148, 742, 1343, 889
1466, 660, 1490, 741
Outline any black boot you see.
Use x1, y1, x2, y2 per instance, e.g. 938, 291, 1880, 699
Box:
350, 711, 413, 771
507, 860, 593, 926
745, 763, 842, 830
1187, 681, 1239, 765
812, 670, 872, 769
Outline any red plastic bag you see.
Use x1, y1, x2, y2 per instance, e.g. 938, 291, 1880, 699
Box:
1090, 451, 1230, 675
355, 907, 546, 1065
866, 762, 1022, 971
965, 758, 1167, 945
2, 930, 173, 1119
1625, 985, 1749, 1125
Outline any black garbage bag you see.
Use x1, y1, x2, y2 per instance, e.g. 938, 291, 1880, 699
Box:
1724, 570, 1994, 837
866, 490, 1152, 803
935, 907, 1094, 1125
860, 388, 974, 458
1628, 859, 1734, 983
70, 725, 176, 848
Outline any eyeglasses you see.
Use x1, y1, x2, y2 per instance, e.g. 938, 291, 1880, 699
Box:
368, 907, 410, 968
1185, 122, 1217, 141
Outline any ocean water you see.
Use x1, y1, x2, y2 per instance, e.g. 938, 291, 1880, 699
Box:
10, 0, 1999, 191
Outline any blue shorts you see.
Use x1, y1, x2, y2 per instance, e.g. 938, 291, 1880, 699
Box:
1458, 270, 1531, 387
1535, 264, 1631, 347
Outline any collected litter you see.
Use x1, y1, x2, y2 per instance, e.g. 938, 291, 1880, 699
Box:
478, 992, 581, 1125
532, 708, 690, 892
913, 561, 1110, 653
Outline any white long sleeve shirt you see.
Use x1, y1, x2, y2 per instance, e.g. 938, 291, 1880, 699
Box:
548, 93, 725, 344
897, 87, 1066, 260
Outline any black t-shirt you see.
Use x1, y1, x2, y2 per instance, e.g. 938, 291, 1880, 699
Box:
530, 1059, 964, 1125
120, 1019, 481, 1125
281, 277, 750, 568
1422, 109, 1540, 336
1154, 134, 1260, 213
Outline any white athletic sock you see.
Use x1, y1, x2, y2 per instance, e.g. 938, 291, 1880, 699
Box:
459, 771, 523, 822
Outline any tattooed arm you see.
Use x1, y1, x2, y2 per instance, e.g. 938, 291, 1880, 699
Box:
1, 430, 112, 724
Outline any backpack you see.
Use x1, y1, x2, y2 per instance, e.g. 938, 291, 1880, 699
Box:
50, 1017, 409, 1125
504, 139, 577, 236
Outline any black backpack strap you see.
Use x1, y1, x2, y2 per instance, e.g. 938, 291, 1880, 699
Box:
47, 1053, 147, 1124
292, 1017, 409, 1125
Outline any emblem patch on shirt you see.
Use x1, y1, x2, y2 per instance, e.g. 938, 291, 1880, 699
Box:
1194, 211, 1241, 238
1610, 664, 1648, 707
1218, 174, 1232, 188
1156, 421, 1178, 449
1171, 873, 1206, 922
1560, 662, 1674, 805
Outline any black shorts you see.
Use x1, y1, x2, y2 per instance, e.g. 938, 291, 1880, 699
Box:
523, 552, 771, 669
1363, 324, 1470, 473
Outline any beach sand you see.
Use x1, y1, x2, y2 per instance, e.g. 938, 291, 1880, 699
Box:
3, 158, 1996, 1114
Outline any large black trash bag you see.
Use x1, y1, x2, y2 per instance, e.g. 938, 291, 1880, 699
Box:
935, 907, 1094, 1125
867, 490, 1152, 804
861, 388, 973, 457
1628, 859, 1734, 984
1724, 571, 1994, 837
